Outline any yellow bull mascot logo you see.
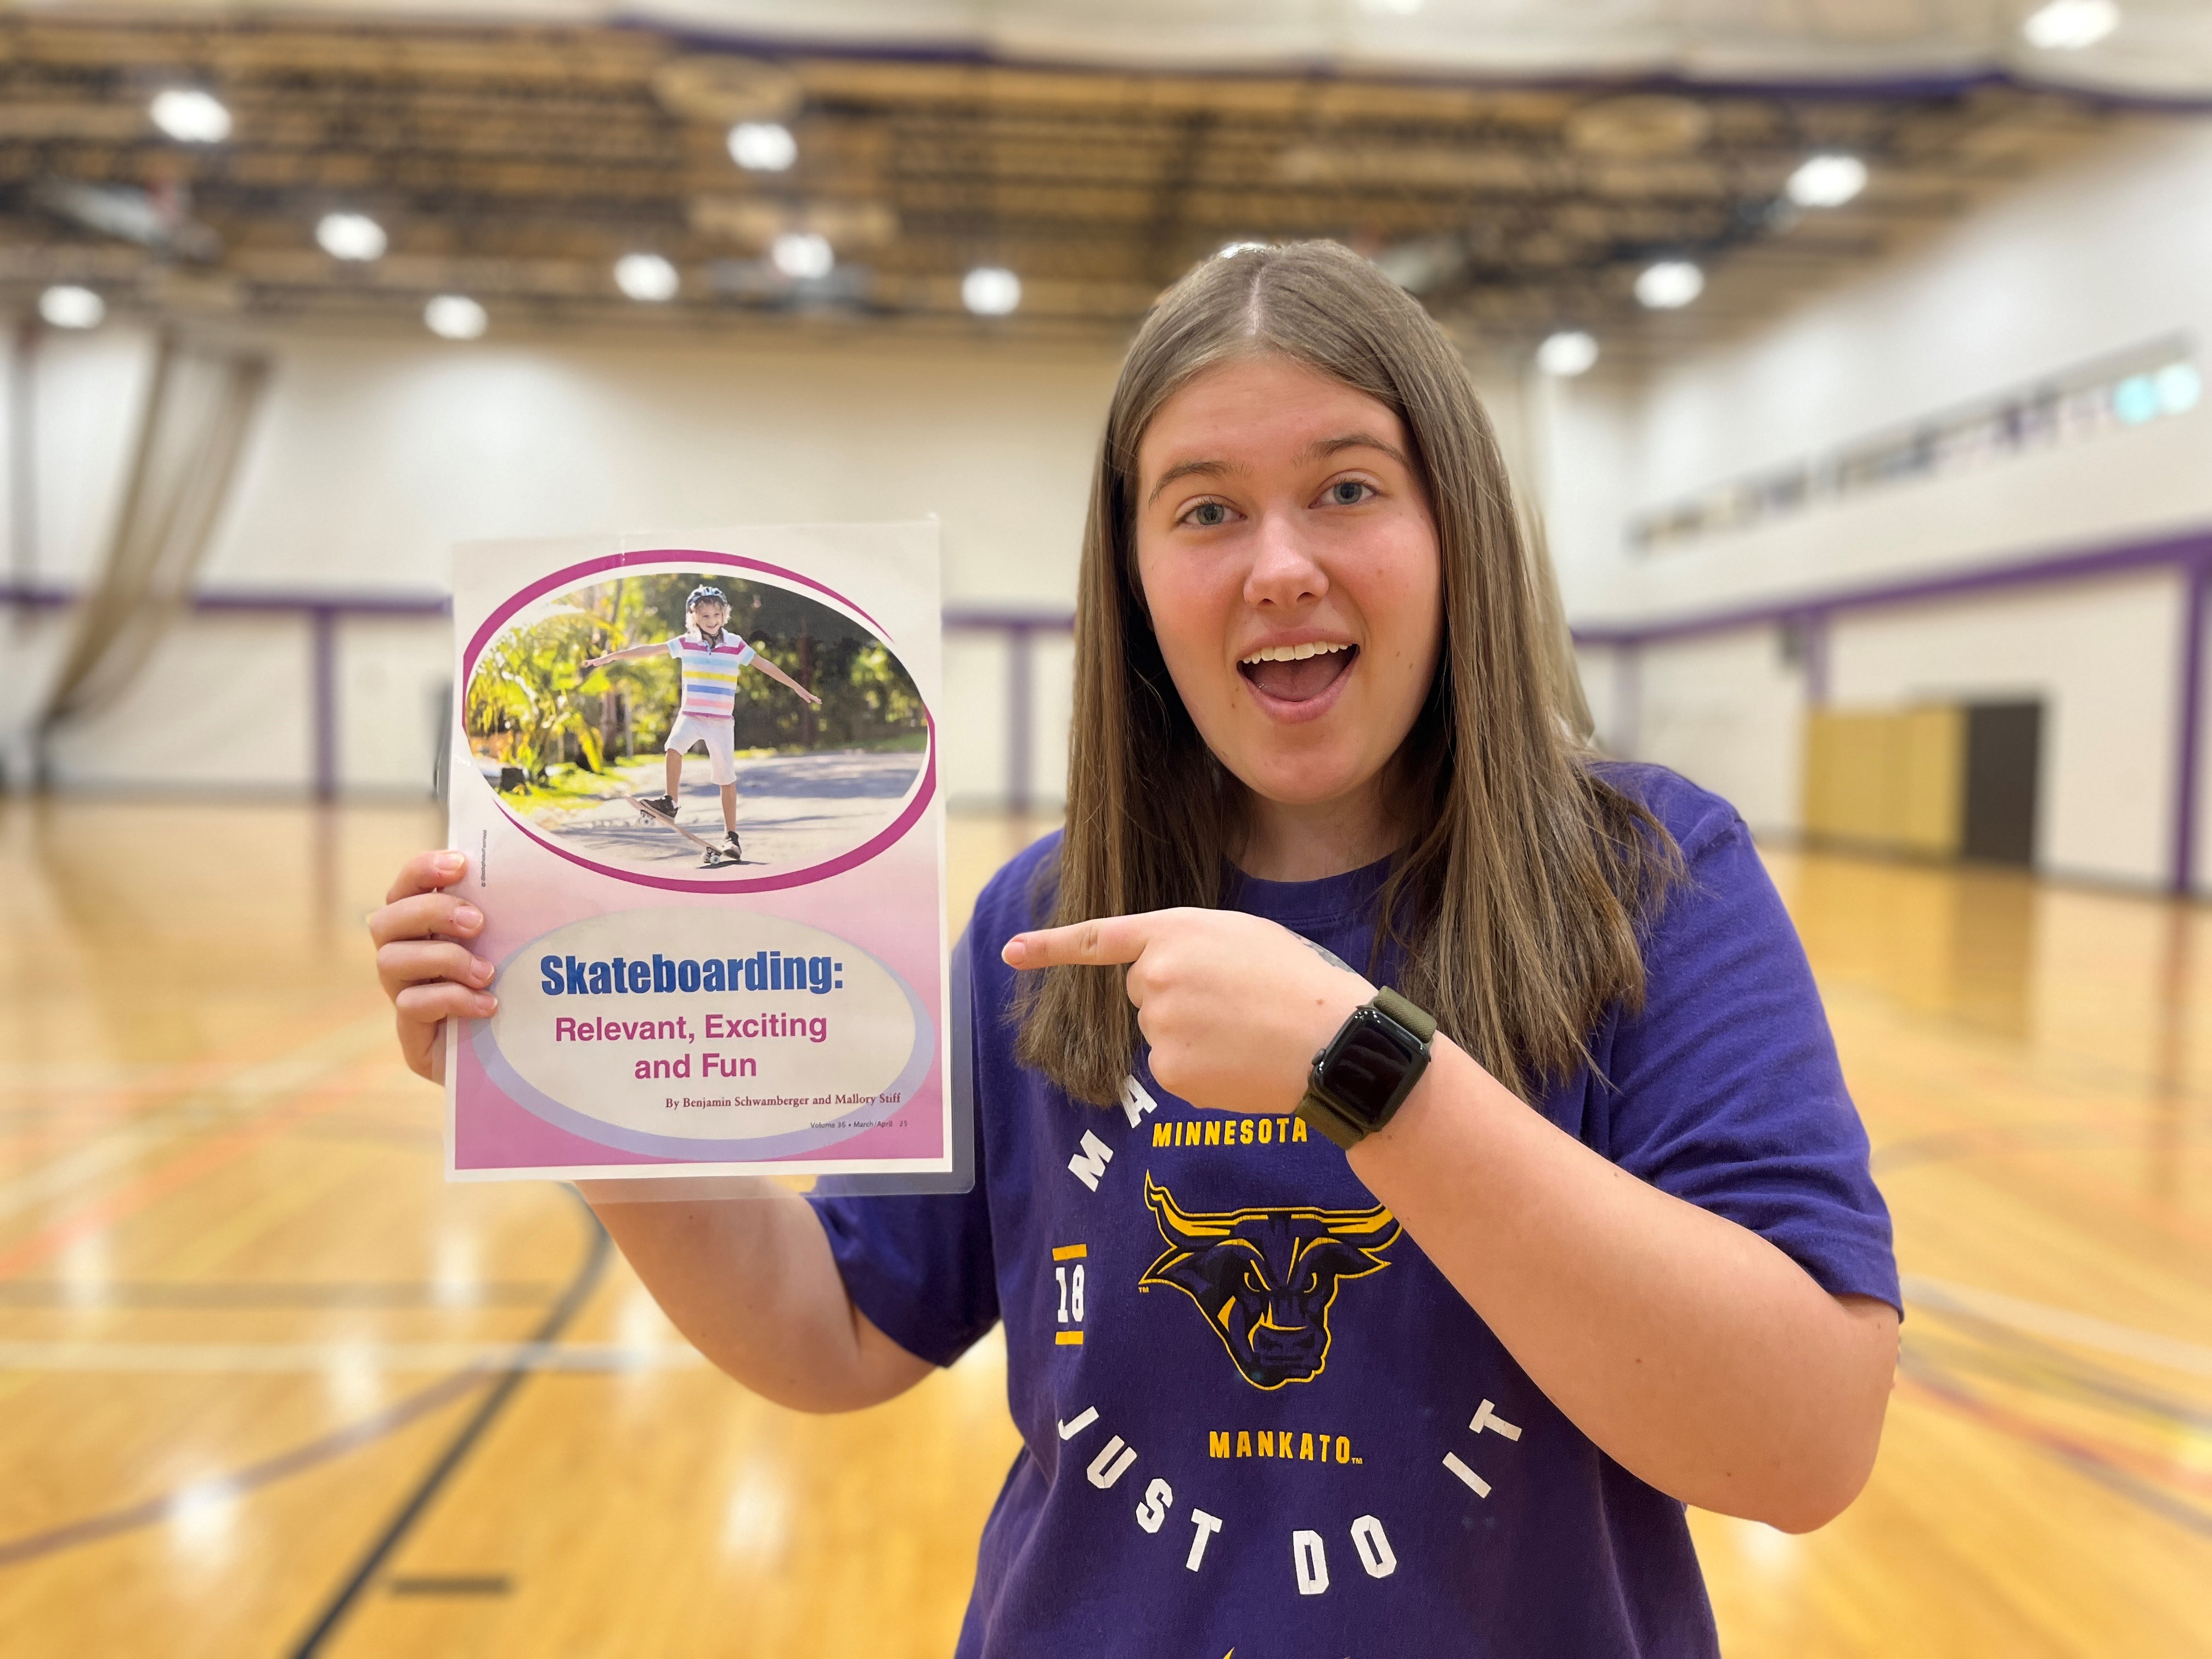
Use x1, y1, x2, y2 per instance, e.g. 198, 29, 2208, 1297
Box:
1139, 1174, 1401, 1390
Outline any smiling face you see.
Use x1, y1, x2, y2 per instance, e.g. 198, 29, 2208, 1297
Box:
1133, 354, 1444, 827
689, 599, 730, 634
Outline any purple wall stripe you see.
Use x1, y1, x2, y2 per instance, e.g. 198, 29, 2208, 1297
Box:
1571, 528, 2212, 649
13, 520, 2203, 887
1573, 526, 2212, 895
0, 583, 1075, 809
2174, 566, 2211, 895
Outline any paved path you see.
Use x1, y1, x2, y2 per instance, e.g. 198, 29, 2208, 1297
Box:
533, 749, 925, 875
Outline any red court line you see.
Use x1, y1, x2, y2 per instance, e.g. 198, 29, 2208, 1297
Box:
0, 1064, 380, 1280
1898, 1366, 2212, 1507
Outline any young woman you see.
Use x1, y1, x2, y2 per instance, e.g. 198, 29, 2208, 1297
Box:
371, 240, 1898, 1656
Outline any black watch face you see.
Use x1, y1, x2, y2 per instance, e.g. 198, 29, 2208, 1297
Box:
1320, 1010, 1419, 1119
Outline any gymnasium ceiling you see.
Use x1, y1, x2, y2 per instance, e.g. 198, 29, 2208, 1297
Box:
1, 3, 2202, 359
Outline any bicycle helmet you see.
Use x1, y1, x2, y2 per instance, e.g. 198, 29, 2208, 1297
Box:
685, 584, 729, 611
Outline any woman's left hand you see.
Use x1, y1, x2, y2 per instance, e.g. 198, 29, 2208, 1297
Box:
1003, 910, 1373, 1114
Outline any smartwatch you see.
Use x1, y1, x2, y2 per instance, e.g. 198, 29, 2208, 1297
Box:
1295, 987, 1437, 1150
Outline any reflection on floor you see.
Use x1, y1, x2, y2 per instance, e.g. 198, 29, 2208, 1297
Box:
0, 801, 2203, 1656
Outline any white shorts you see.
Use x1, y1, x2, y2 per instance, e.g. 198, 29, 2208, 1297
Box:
664, 714, 737, 786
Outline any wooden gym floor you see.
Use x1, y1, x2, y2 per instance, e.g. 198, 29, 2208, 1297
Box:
0, 798, 2205, 1657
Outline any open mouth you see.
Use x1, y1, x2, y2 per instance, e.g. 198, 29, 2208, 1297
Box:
1237, 640, 1358, 704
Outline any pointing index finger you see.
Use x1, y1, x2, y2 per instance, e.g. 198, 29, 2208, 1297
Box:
1002, 914, 1156, 969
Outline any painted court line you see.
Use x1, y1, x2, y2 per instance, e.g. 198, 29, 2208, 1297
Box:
0, 1340, 706, 1374
0, 1065, 385, 1279
0, 1012, 394, 1229
1904, 1274, 2212, 1380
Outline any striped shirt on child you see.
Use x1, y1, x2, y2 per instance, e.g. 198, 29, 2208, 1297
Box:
667, 629, 757, 719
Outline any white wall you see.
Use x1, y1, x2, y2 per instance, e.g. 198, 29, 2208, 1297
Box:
1632, 628, 1806, 834
7, 313, 1537, 805
1828, 576, 2181, 886
1541, 115, 2212, 889
1550, 116, 2212, 622
8, 321, 1123, 802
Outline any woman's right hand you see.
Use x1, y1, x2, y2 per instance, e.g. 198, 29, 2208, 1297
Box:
368, 851, 497, 1083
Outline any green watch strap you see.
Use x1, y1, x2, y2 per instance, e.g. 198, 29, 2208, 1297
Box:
1294, 987, 1436, 1150
1295, 1092, 1368, 1150
1371, 986, 1437, 1044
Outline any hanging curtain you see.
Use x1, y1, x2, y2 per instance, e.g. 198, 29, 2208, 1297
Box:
35, 330, 269, 741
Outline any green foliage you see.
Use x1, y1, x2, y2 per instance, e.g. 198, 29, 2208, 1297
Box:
464, 571, 928, 775
462, 608, 609, 782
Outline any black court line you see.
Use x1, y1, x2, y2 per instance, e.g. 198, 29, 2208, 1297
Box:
0, 1280, 554, 1309
385, 1575, 512, 1596
285, 1191, 612, 1657
0, 1369, 491, 1568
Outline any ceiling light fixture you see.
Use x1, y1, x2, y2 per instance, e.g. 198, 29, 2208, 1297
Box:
614, 252, 680, 302
425, 295, 488, 340
1786, 154, 1868, 208
316, 211, 386, 262
150, 88, 232, 144
1537, 331, 1599, 377
1635, 260, 1705, 309
770, 230, 833, 281
38, 285, 105, 329
2023, 0, 2119, 50
962, 266, 1021, 317
727, 121, 797, 172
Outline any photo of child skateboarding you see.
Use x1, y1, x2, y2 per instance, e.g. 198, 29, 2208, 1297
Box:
583, 584, 821, 866
462, 568, 930, 882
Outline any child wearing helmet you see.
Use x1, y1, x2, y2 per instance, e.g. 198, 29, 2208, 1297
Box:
585, 583, 820, 856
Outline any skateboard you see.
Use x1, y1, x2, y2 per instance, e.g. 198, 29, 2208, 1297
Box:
627, 796, 742, 869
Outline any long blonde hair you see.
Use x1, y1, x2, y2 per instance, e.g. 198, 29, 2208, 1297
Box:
1018, 240, 1677, 1105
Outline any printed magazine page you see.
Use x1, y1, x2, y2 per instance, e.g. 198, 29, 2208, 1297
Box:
444, 523, 952, 1184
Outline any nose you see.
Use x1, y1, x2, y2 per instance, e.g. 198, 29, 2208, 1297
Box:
1242, 510, 1328, 612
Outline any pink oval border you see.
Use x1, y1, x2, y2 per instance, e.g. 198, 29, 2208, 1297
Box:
462, 547, 933, 896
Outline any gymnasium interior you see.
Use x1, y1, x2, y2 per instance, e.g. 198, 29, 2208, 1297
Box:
2, 2, 2209, 1654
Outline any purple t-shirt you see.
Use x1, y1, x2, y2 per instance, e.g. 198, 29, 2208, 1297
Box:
811, 764, 1897, 1656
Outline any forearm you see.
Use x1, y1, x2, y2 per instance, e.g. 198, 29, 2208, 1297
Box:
581, 1180, 930, 1412
1347, 1040, 1896, 1531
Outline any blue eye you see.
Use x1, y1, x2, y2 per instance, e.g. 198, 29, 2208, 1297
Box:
1188, 501, 1230, 527
1328, 480, 1370, 506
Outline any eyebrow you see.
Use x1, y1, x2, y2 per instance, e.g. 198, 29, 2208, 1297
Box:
1309, 431, 1410, 468
1142, 431, 1409, 508
1144, 456, 1240, 507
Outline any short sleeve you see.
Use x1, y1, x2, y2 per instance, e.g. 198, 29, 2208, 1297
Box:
734, 639, 758, 667
1596, 808, 1900, 1312
805, 932, 999, 1367
810, 1181, 997, 1367
665, 637, 683, 659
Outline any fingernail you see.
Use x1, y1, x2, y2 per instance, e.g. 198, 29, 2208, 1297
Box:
477, 994, 499, 1015
454, 904, 483, 929
472, 956, 494, 981
436, 852, 465, 874
1002, 939, 1027, 967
